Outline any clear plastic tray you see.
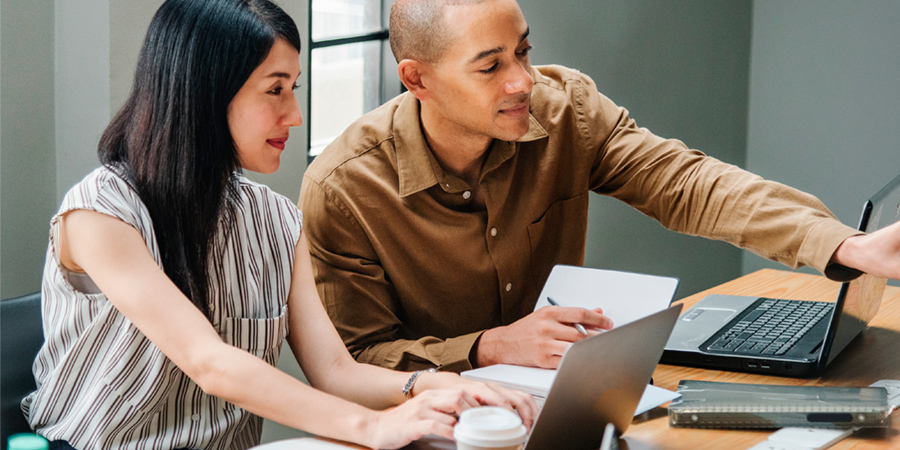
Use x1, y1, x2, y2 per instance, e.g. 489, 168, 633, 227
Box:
668, 380, 892, 429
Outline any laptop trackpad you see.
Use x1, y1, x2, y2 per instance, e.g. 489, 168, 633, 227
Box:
666, 307, 740, 350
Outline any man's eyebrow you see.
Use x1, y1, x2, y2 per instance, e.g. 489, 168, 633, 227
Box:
468, 27, 531, 65
469, 46, 504, 64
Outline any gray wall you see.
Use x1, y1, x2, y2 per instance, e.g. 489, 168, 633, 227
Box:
744, 0, 900, 275
519, 0, 753, 299
55, 1, 110, 202
1, 1, 57, 299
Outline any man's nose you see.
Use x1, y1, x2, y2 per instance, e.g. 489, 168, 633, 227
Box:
505, 63, 534, 95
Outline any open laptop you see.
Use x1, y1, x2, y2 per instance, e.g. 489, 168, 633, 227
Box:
521, 303, 682, 450
661, 173, 900, 377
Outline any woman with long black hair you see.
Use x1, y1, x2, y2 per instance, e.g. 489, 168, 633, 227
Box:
22, 1, 535, 449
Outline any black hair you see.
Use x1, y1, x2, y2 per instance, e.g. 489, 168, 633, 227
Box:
98, 0, 301, 319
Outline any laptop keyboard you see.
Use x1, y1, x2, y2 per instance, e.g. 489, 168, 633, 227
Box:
703, 299, 834, 356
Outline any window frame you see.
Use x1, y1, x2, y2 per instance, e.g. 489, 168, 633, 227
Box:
306, 0, 399, 163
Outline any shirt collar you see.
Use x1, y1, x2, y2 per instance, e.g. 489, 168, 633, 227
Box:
393, 92, 549, 198
394, 94, 439, 198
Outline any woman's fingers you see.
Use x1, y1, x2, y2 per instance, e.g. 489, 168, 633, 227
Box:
373, 380, 539, 448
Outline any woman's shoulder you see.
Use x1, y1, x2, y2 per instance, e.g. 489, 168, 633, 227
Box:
57, 165, 149, 228
61, 166, 139, 209
73, 165, 129, 188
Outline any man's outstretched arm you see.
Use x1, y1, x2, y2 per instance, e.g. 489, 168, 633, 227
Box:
831, 220, 900, 280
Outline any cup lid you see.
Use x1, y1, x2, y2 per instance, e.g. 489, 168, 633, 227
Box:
454, 407, 527, 447
7, 434, 49, 450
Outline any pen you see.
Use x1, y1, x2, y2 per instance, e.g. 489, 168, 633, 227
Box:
546, 297, 589, 336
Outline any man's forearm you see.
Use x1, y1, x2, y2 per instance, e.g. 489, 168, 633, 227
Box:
352, 331, 485, 373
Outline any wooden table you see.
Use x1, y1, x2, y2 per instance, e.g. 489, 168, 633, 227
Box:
624, 269, 900, 450
254, 269, 900, 450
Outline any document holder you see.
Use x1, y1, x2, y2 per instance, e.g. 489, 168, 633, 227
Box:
668, 380, 892, 429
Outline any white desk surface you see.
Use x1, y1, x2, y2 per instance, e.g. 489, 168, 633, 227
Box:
251, 436, 457, 450
251, 437, 357, 449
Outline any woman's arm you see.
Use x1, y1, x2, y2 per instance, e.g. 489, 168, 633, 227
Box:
284, 232, 537, 417
61, 210, 534, 449
60, 210, 384, 444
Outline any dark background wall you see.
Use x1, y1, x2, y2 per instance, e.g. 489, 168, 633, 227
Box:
520, 0, 752, 299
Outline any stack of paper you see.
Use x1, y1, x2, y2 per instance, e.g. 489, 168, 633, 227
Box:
462, 365, 556, 399
462, 364, 680, 414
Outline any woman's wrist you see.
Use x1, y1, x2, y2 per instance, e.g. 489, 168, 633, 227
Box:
349, 407, 382, 449
410, 370, 461, 397
402, 368, 436, 399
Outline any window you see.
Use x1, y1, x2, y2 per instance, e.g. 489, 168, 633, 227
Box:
308, 0, 400, 160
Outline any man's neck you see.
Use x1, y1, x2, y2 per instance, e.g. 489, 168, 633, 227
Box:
419, 108, 492, 185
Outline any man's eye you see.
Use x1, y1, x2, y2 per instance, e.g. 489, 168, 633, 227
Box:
480, 63, 499, 75
517, 45, 533, 57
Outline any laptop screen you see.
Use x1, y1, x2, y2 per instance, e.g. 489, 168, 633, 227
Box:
822, 173, 900, 368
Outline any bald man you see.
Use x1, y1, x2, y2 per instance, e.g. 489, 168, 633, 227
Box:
299, 0, 900, 373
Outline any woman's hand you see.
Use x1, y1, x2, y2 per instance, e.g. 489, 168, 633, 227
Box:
412, 371, 538, 430
364, 388, 479, 449
361, 371, 537, 449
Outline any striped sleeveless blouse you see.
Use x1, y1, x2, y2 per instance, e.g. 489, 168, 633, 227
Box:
22, 166, 302, 450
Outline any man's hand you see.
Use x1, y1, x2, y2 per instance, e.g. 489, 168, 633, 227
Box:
832, 219, 900, 280
474, 306, 614, 368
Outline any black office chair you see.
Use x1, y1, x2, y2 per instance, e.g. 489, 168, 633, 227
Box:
1, 292, 43, 448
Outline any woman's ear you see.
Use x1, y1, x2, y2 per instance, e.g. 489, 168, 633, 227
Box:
398, 59, 430, 101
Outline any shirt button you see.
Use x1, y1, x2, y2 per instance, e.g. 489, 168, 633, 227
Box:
191, 414, 201, 422
491, 228, 498, 236
505, 283, 512, 292
462, 190, 471, 199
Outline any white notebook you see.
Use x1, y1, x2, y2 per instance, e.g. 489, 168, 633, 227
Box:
462, 364, 679, 414
533, 265, 679, 328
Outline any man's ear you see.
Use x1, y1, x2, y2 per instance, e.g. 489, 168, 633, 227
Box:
398, 59, 430, 101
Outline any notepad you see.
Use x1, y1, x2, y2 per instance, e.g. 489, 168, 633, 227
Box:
461, 364, 679, 415
533, 265, 679, 328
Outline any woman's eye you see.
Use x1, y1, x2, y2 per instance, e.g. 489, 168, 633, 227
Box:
270, 87, 283, 95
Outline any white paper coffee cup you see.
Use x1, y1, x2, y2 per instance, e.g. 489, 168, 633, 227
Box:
454, 406, 527, 450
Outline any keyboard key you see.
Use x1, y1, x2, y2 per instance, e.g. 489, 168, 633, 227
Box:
736, 342, 758, 353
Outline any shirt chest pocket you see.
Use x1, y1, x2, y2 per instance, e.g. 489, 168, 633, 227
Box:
221, 304, 289, 366
526, 193, 590, 291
